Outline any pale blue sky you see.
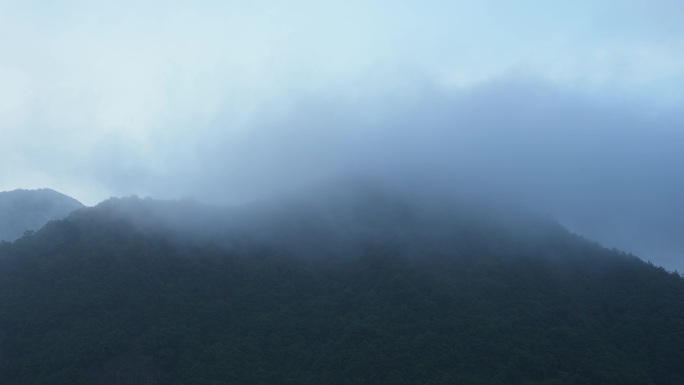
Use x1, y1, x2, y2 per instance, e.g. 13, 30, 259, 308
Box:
2, 0, 683, 197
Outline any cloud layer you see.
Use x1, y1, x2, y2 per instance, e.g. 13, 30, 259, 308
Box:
1, 0, 683, 269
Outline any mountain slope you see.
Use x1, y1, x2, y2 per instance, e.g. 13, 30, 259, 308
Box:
0, 188, 683, 385
0, 188, 85, 242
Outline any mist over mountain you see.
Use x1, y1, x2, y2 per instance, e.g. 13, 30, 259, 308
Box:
3, 3, 683, 382
70, 179, 573, 260
0, 188, 85, 242
1, 181, 683, 384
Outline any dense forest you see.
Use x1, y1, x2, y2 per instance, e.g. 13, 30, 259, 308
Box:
0, 189, 683, 384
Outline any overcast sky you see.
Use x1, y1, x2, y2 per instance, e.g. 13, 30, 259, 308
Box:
1, 1, 684, 269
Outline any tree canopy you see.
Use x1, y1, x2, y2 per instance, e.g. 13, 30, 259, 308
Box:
0, 195, 682, 384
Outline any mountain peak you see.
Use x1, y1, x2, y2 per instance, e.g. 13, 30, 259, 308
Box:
0, 188, 85, 242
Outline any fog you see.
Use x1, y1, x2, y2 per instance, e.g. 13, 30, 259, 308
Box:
1, 1, 683, 270
73, 79, 684, 270
158, 81, 684, 270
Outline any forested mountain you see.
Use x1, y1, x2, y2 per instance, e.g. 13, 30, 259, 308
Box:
0, 186, 683, 384
0, 188, 84, 242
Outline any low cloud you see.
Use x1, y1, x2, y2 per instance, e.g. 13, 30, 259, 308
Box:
2, 1, 684, 269
123, 78, 683, 270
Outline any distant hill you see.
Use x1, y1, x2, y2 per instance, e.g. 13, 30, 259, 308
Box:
0, 188, 85, 242
0, 185, 683, 384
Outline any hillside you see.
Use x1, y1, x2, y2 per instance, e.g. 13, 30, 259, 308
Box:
0, 188, 85, 242
0, 187, 683, 384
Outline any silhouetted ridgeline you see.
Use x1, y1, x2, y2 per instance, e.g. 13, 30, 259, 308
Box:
0, 186, 683, 384
0, 188, 84, 242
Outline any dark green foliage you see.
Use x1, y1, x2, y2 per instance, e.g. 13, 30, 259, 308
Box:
0, 199, 683, 384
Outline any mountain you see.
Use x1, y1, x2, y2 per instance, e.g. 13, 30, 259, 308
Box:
0, 188, 85, 242
0, 185, 683, 384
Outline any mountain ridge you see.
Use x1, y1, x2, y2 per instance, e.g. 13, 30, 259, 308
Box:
0, 188, 85, 242
0, 185, 682, 384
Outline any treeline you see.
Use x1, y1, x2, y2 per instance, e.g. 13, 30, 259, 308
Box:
0, 198, 683, 384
